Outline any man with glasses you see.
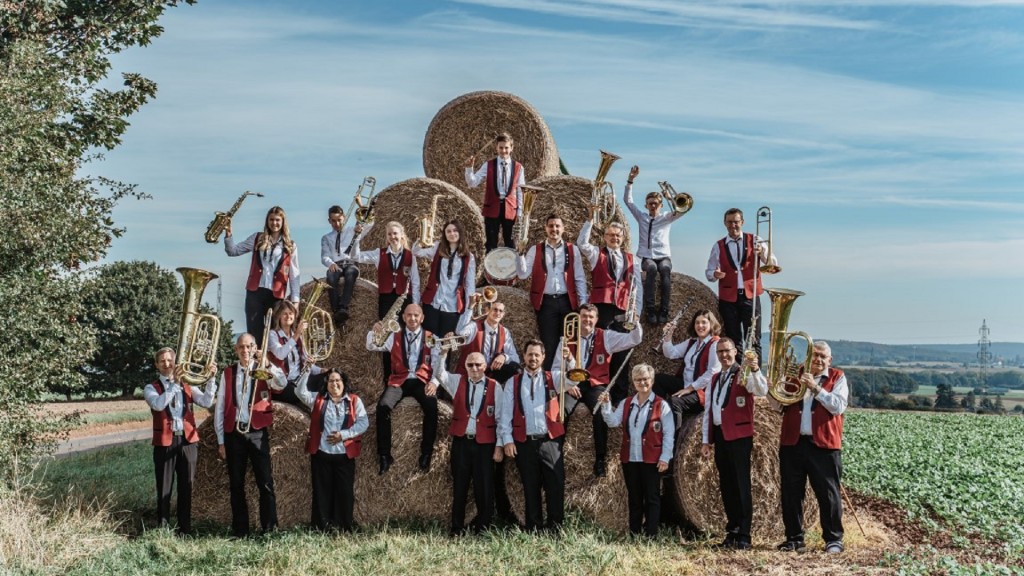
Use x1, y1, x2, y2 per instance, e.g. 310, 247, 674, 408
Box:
700, 336, 767, 550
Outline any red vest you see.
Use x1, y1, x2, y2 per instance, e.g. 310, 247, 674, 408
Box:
569, 329, 611, 386
456, 320, 507, 378
268, 330, 303, 374
528, 242, 580, 311
510, 371, 565, 442
244, 234, 293, 299
376, 248, 413, 295
716, 233, 763, 303
780, 368, 845, 450
590, 248, 634, 311
420, 252, 471, 313
674, 336, 720, 407
387, 329, 433, 387
221, 364, 274, 434
707, 367, 755, 443
619, 395, 666, 464
150, 379, 199, 446
482, 158, 521, 220
449, 376, 498, 444
306, 392, 363, 457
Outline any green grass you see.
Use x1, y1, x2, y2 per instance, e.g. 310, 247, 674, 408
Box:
78, 411, 151, 427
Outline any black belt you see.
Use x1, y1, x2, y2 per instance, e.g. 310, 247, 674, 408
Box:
464, 433, 476, 440
543, 293, 567, 299
172, 430, 184, 437
525, 433, 547, 441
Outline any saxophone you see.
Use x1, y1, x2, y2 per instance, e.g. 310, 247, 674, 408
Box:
205, 191, 264, 243
417, 194, 442, 248
373, 291, 408, 347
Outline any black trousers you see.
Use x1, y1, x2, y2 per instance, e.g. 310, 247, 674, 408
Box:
718, 293, 763, 364
310, 451, 356, 532
244, 287, 280, 345
712, 426, 753, 543
377, 292, 410, 384
563, 383, 608, 464
153, 436, 197, 533
653, 373, 704, 432
450, 436, 496, 534
484, 209, 514, 252
622, 461, 663, 537
514, 436, 565, 531
326, 263, 359, 313
536, 294, 573, 371
224, 428, 278, 536
377, 378, 438, 459
641, 257, 673, 316
780, 437, 844, 544
423, 304, 461, 373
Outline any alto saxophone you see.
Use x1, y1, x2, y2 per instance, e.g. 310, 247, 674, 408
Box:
205, 191, 264, 243
373, 291, 408, 347
417, 194, 442, 248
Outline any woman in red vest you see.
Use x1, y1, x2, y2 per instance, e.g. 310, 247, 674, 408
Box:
267, 300, 321, 408
224, 206, 301, 345
655, 310, 723, 424
294, 367, 368, 532
414, 219, 476, 340
598, 363, 675, 538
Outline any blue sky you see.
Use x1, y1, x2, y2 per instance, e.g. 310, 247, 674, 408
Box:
96, 0, 1024, 345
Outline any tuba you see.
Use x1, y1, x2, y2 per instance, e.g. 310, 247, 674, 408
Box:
658, 181, 693, 216
175, 268, 222, 385
591, 150, 619, 226
300, 277, 335, 363
345, 176, 378, 225
205, 191, 263, 243
472, 286, 498, 320
417, 194, 442, 248
765, 287, 814, 406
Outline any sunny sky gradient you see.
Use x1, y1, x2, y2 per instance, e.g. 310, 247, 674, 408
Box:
94, 0, 1024, 344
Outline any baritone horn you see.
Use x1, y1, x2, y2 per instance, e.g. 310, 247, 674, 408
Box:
472, 286, 498, 320
591, 150, 620, 225
300, 277, 334, 362
175, 268, 222, 385
658, 181, 693, 216
765, 287, 814, 406
756, 206, 781, 274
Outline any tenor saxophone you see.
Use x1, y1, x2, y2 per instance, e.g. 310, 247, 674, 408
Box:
205, 191, 263, 243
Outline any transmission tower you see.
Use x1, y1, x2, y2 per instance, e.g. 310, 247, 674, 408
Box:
977, 319, 992, 390
217, 278, 223, 317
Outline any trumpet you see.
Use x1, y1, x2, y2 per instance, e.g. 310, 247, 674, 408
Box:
563, 313, 590, 383
237, 309, 274, 434
471, 286, 498, 320
591, 150, 619, 226
205, 191, 263, 243
345, 176, 378, 225
300, 277, 334, 363
765, 287, 813, 406
658, 181, 693, 216
425, 333, 469, 352
513, 184, 544, 254
756, 206, 781, 275
417, 194, 442, 248
175, 268, 222, 385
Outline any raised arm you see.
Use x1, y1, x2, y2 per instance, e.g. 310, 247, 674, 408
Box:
575, 220, 599, 270
224, 231, 259, 257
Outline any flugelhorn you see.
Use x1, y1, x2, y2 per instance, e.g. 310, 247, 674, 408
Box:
300, 277, 334, 363
764, 287, 813, 405
417, 194, 442, 248
205, 191, 263, 243
658, 181, 693, 216
175, 268, 222, 385
472, 286, 498, 320
563, 313, 590, 383
345, 176, 378, 225
591, 150, 619, 226
756, 206, 781, 274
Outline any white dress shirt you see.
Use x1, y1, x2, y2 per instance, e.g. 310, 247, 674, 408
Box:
797, 372, 849, 435
364, 327, 440, 377
465, 157, 525, 217
354, 239, 421, 304
704, 233, 778, 287
225, 232, 301, 300
214, 362, 287, 444
434, 357, 506, 437
516, 240, 589, 304
293, 372, 370, 455
496, 368, 567, 446
662, 336, 721, 391
601, 394, 675, 463
413, 243, 477, 313
551, 326, 644, 375
143, 375, 217, 433
454, 307, 521, 366
576, 219, 644, 313
321, 225, 369, 268
623, 182, 684, 260
701, 365, 769, 444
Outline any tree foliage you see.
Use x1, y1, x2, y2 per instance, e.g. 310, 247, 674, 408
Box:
0, 0, 194, 484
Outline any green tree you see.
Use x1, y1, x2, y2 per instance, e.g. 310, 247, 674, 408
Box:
961, 391, 976, 411
0, 0, 194, 483
934, 383, 958, 410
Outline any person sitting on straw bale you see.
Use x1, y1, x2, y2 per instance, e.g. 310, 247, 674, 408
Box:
321, 204, 369, 326
266, 300, 321, 409
465, 132, 525, 253
654, 309, 722, 429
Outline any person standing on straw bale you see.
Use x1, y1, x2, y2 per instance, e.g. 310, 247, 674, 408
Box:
654, 309, 722, 429
293, 366, 369, 532
498, 339, 567, 532
553, 303, 643, 478
516, 213, 588, 371
365, 303, 439, 475
321, 204, 369, 327
622, 165, 685, 325
465, 132, 525, 253
700, 336, 768, 550
413, 219, 476, 341
433, 350, 505, 536
770, 341, 848, 554
214, 333, 288, 538
597, 363, 674, 538
144, 347, 217, 536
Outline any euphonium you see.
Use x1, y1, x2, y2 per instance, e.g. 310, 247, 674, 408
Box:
300, 277, 335, 363
205, 191, 263, 243
418, 194, 442, 248
563, 313, 590, 383
373, 290, 408, 347
471, 286, 498, 320
175, 268, 222, 385
765, 287, 814, 406
756, 206, 781, 274
345, 176, 377, 225
591, 150, 619, 225
658, 181, 693, 216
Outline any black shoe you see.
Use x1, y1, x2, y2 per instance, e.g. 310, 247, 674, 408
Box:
713, 536, 734, 548
731, 540, 751, 550
593, 460, 607, 478
646, 312, 658, 325
378, 454, 394, 475
658, 314, 669, 324
824, 541, 844, 554
776, 540, 805, 552
418, 453, 432, 471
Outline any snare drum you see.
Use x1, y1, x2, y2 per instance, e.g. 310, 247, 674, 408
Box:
483, 247, 519, 286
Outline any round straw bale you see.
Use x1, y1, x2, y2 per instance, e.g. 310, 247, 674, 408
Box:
523, 175, 631, 254
423, 90, 561, 199
193, 403, 314, 529
673, 398, 818, 542
355, 178, 485, 283
629, 272, 720, 374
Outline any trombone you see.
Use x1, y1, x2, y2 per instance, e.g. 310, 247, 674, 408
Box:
345, 176, 378, 225
237, 309, 274, 433
658, 181, 693, 216
755, 206, 781, 275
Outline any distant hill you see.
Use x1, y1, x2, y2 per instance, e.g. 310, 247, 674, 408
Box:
756, 337, 1024, 367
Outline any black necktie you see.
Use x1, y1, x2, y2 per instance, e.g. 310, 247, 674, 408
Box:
335, 231, 341, 252
446, 255, 454, 279
486, 330, 496, 363
501, 162, 508, 196
647, 218, 653, 250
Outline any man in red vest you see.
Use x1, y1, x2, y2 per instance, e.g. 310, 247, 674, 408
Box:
143, 347, 217, 536
213, 334, 288, 538
772, 341, 848, 554
704, 208, 778, 363
498, 339, 567, 532
465, 132, 526, 253
434, 350, 505, 536
701, 336, 768, 549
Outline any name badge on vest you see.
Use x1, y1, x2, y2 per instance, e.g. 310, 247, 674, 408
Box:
486, 406, 495, 417
735, 396, 746, 408
548, 389, 557, 399
261, 390, 270, 401
652, 421, 662, 433
402, 266, 410, 276
596, 354, 606, 365
281, 265, 289, 276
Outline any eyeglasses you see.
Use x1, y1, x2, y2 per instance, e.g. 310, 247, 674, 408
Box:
466, 363, 485, 368
717, 348, 736, 354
